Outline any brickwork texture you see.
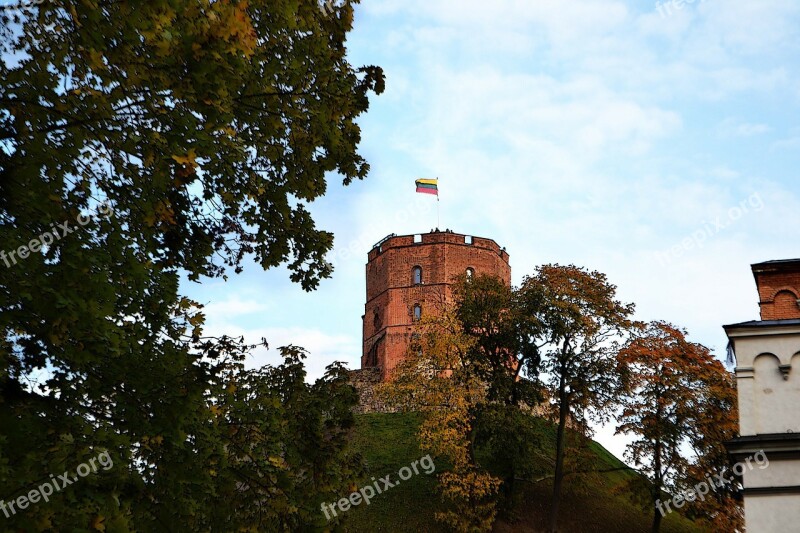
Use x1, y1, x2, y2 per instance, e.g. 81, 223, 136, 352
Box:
752, 259, 800, 321
362, 230, 510, 379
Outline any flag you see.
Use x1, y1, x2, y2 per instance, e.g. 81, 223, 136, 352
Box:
415, 178, 438, 196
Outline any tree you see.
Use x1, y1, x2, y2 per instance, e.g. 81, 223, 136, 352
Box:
615, 321, 740, 532
522, 264, 635, 533
681, 355, 741, 532
451, 273, 543, 407
451, 273, 545, 510
199, 346, 362, 531
384, 310, 502, 532
1, 1, 382, 529
1, 0, 383, 287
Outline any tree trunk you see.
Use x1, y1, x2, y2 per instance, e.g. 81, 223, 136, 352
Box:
548, 371, 569, 533
652, 505, 663, 533
652, 403, 663, 533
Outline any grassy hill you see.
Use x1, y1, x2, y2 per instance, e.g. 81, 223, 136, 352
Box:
342, 412, 705, 533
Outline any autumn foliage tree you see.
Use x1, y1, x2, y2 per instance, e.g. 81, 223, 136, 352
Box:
1, 0, 382, 529
384, 310, 503, 532
681, 352, 741, 532
615, 321, 740, 533
522, 264, 636, 533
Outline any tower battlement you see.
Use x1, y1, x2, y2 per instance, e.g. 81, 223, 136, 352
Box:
367, 231, 508, 261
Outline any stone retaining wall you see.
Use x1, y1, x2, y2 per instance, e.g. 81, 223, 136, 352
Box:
347, 368, 397, 414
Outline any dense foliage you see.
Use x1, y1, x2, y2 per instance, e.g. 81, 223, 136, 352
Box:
451, 273, 543, 407
0, 1, 382, 530
386, 269, 738, 533
384, 309, 502, 532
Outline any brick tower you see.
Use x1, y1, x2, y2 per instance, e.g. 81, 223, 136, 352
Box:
724, 259, 800, 532
361, 230, 511, 379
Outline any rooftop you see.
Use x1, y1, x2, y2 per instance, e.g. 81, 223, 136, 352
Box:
752, 258, 800, 266
751, 258, 800, 274
724, 318, 800, 330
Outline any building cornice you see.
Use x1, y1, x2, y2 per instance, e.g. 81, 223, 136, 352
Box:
726, 433, 800, 460
724, 320, 800, 338
743, 486, 800, 496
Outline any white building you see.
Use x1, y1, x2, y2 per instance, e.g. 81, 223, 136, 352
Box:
725, 259, 800, 532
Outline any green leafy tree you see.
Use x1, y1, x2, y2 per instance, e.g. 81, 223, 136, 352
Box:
192, 346, 361, 531
473, 404, 553, 517
521, 264, 635, 533
451, 273, 546, 511
451, 273, 544, 407
0, 0, 382, 529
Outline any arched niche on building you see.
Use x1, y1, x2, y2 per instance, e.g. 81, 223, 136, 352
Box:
753, 352, 800, 433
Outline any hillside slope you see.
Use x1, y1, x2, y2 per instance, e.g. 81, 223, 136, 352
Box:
342, 413, 705, 533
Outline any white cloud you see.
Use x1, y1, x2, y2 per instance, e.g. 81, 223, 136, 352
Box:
199, 293, 362, 381
719, 118, 771, 137
203, 322, 360, 382
772, 137, 800, 151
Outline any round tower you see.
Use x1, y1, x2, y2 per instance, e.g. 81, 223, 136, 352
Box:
361, 229, 511, 379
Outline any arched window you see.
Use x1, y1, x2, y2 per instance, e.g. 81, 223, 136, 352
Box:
412, 304, 422, 322
412, 266, 422, 285
466, 267, 474, 280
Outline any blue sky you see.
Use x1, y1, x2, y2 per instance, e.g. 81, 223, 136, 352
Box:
183, 0, 800, 459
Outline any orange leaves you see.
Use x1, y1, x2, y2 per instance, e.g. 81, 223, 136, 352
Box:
89, 514, 105, 531
436, 469, 502, 533
144, 199, 177, 227
141, 5, 178, 57
206, 0, 258, 58
88, 49, 105, 70
140, 435, 164, 451
140, 1, 257, 60
616, 320, 740, 527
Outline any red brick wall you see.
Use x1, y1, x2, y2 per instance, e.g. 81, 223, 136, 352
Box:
752, 260, 800, 320
362, 231, 511, 378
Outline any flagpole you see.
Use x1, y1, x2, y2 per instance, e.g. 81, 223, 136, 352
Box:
437, 176, 440, 230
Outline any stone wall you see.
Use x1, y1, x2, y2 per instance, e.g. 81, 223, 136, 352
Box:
347, 368, 397, 414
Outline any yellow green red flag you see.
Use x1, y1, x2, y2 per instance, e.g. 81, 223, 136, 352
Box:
415, 178, 438, 196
